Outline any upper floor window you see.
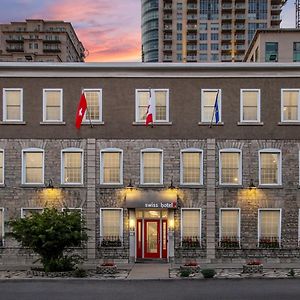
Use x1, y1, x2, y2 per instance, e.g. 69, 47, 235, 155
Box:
22, 148, 44, 185
61, 148, 83, 185
0, 208, 4, 246
100, 149, 123, 185
181, 208, 201, 248
219, 149, 242, 185
135, 89, 169, 123
293, 42, 300, 62
43, 89, 63, 122
219, 208, 240, 247
21, 207, 43, 218
201, 89, 221, 123
0, 150, 3, 185
259, 149, 282, 186
281, 89, 300, 122
83, 89, 102, 123
240, 89, 261, 123
140, 149, 163, 185
3, 88, 23, 122
265, 42, 278, 62
180, 149, 203, 185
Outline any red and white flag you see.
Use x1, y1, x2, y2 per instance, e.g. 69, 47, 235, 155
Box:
75, 92, 87, 129
145, 90, 154, 126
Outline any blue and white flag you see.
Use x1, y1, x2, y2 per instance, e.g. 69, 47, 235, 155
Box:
214, 90, 220, 124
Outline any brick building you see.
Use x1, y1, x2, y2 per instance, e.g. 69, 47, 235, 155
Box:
0, 62, 300, 266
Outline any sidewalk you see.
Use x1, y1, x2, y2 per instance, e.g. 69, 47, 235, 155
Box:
127, 263, 170, 280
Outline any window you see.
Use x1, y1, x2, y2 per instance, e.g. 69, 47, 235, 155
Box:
100, 149, 123, 185
201, 89, 221, 123
219, 209, 240, 247
135, 89, 169, 123
180, 149, 203, 185
177, 33, 182, 40
43, 89, 63, 122
0, 208, 4, 246
199, 23, 207, 31
293, 42, 300, 62
100, 208, 123, 247
211, 23, 219, 31
177, 54, 182, 61
211, 33, 219, 41
82, 89, 102, 123
141, 149, 163, 185
3, 88, 23, 122
21, 208, 43, 218
177, 23, 182, 31
199, 33, 207, 41
61, 148, 83, 185
181, 209, 201, 248
199, 44, 207, 51
258, 209, 281, 248
259, 149, 281, 186
240, 89, 261, 122
265, 42, 278, 62
199, 54, 208, 61
177, 43, 182, 51
211, 43, 219, 51
211, 54, 219, 61
0, 150, 3, 185
219, 149, 242, 185
281, 89, 300, 122
22, 149, 44, 184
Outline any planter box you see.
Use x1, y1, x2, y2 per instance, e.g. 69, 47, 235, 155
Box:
242, 264, 263, 274
180, 265, 200, 273
96, 265, 118, 274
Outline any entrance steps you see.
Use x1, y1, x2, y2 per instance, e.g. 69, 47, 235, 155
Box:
127, 263, 170, 280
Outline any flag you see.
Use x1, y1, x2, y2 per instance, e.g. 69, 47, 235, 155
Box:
75, 92, 87, 129
213, 90, 220, 124
146, 90, 154, 126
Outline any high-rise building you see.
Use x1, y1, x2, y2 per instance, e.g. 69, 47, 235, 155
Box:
0, 19, 85, 62
141, 0, 287, 63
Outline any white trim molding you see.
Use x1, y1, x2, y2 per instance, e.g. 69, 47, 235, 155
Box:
21, 207, 44, 218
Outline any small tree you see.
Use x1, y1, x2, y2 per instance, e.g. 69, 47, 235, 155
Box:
9, 207, 88, 272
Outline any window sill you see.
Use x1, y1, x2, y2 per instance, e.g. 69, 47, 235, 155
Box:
0, 121, 26, 125
218, 185, 243, 188
40, 121, 66, 125
179, 184, 204, 188
98, 184, 124, 188
278, 122, 300, 125
138, 184, 165, 188
132, 122, 172, 126
258, 185, 283, 189
21, 184, 45, 188
81, 121, 104, 125
60, 184, 85, 188
198, 122, 224, 126
237, 122, 264, 126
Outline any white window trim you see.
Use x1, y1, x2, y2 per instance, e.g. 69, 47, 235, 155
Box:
100, 208, 123, 238
258, 149, 282, 186
3, 88, 23, 122
21, 148, 44, 185
299, 208, 300, 246
100, 148, 123, 185
42, 88, 63, 122
240, 89, 261, 123
219, 148, 242, 186
281, 88, 300, 123
0, 149, 4, 185
258, 208, 282, 247
21, 207, 44, 218
180, 208, 202, 243
135, 89, 170, 123
61, 148, 84, 185
219, 208, 241, 247
82, 88, 103, 123
180, 148, 203, 185
201, 88, 222, 123
0, 208, 4, 246
140, 148, 163, 185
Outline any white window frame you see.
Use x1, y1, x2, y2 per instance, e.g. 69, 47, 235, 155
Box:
140, 148, 163, 185
0, 149, 4, 185
135, 89, 170, 123
21, 148, 44, 185
258, 149, 282, 186
281, 88, 300, 123
258, 208, 282, 248
299, 208, 300, 246
100, 208, 123, 240
100, 148, 123, 185
219, 208, 241, 247
240, 89, 261, 123
3, 88, 23, 122
82, 89, 103, 123
42, 88, 63, 122
0, 208, 4, 246
180, 148, 203, 185
180, 208, 202, 243
21, 207, 44, 218
61, 148, 84, 185
219, 149, 242, 186
201, 89, 222, 123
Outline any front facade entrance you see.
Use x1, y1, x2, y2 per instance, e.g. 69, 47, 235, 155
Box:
136, 210, 168, 260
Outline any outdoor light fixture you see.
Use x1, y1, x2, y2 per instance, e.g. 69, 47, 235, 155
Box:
168, 177, 175, 190
249, 179, 256, 189
126, 179, 134, 190
47, 179, 54, 189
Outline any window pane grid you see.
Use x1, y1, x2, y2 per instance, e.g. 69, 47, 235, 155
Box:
24, 152, 43, 183
143, 152, 161, 184
5, 90, 21, 120
260, 210, 280, 238
0, 210, 3, 242
283, 91, 299, 121
0, 152, 3, 183
85, 91, 100, 121
221, 152, 240, 184
182, 210, 200, 238
64, 152, 82, 183
45, 90, 61, 121
102, 210, 121, 237
260, 153, 279, 184
155, 91, 167, 121
182, 152, 201, 183
102, 152, 121, 184
242, 91, 259, 121
137, 91, 149, 121
202, 90, 218, 122
221, 210, 239, 238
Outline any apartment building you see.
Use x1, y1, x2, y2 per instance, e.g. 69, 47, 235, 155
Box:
0, 19, 85, 62
0, 62, 300, 266
142, 0, 287, 63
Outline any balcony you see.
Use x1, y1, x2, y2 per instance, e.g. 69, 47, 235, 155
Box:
6, 47, 24, 52
222, 25, 232, 30
43, 39, 61, 43
187, 35, 197, 40
6, 38, 24, 43
235, 24, 245, 30
222, 3, 232, 9
235, 34, 245, 40
186, 55, 197, 62
236, 14, 245, 20
187, 14, 197, 21
221, 45, 232, 50
235, 55, 244, 61
163, 14, 172, 20
164, 35, 172, 40
163, 55, 172, 61
235, 3, 246, 9
236, 44, 245, 51
187, 45, 197, 50
222, 14, 232, 20
163, 4, 172, 10
271, 15, 281, 20
43, 48, 61, 53
164, 24, 172, 31
221, 55, 232, 61
222, 35, 232, 41
271, 5, 281, 10
163, 44, 172, 51
187, 4, 197, 10
187, 24, 197, 31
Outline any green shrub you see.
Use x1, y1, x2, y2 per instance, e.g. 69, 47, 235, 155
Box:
201, 269, 216, 278
180, 269, 191, 277
288, 269, 295, 277
73, 268, 88, 278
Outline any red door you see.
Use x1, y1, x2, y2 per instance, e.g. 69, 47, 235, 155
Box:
162, 220, 168, 258
144, 220, 160, 258
136, 219, 142, 258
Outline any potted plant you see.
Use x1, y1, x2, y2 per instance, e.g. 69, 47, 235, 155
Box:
179, 261, 200, 274
96, 261, 118, 274
243, 260, 263, 273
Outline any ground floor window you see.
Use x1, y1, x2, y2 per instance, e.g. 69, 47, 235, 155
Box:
181, 208, 201, 248
21, 207, 43, 218
219, 209, 240, 248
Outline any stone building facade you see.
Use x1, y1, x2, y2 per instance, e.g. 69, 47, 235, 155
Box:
0, 62, 300, 267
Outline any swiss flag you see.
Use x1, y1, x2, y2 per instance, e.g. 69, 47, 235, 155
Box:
75, 92, 87, 129
145, 90, 154, 126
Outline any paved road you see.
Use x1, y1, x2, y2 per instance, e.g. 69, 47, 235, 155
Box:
1, 279, 300, 300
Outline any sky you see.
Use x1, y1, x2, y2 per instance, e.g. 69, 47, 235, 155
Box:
0, 0, 296, 62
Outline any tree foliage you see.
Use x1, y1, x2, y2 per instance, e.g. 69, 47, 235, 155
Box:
9, 207, 88, 272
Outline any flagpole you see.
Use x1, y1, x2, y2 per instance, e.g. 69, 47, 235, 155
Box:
209, 89, 219, 128
149, 88, 153, 128
81, 88, 93, 128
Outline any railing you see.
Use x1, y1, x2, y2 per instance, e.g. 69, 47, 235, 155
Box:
222, 25, 232, 30
164, 35, 172, 40
163, 15, 172, 20
187, 4, 197, 9
222, 4, 232, 9
235, 4, 246, 9
219, 236, 240, 248
163, 55, 172, 61
271, 15, 281, 20
187, 56, 197, 61
181, 236, 201, 248
187, 14, 197, 20
187, 45, 197, 50
222, 14, 232, 19
187, 35, 197, 40
271, 5, 281, 10
259, 237, 280, 248
221, 55, 232, 61
222, 45, 231, 50
99, 236, 123, 248
187, 24, 197, 30
236, 15, 245, 20
163, 4, 172, 9
6, 47, 24, 52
